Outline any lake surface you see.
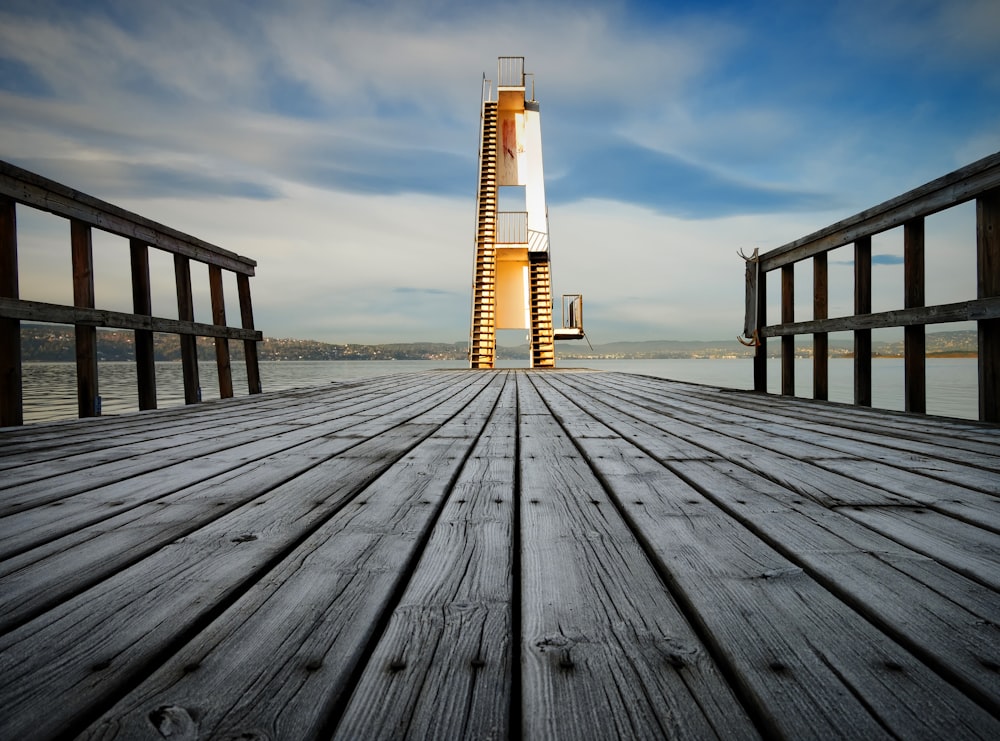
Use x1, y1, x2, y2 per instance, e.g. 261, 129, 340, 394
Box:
17, 357, 980, 424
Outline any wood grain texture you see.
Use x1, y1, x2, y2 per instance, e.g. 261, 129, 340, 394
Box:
0, 369, 997, 740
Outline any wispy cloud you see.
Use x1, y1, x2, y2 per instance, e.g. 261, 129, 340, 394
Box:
1, 0, 996, 343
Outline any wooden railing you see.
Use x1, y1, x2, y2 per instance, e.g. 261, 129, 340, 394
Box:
0, 160, 263, 426
743, 151, 1000, 422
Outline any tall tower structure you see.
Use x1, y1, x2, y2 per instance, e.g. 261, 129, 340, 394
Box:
470, 57, 564, 369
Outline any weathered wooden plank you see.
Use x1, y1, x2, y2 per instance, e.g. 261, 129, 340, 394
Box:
129, 239, 156, 410
759, 150, 1000, 271
0, 420, 459, 738
72, 219, 99, 418
753, 260, 767, 391
0, 373, 413, 459
208, 264, 233, 399
0, 159, 257, 275
532, 380, 999, 736
667, 459, 1000, 715
781, 263, 794, 396
237, 272, 262, 394
980, 188, 1000, 422
0, 374, 478, 530
0, 369, 449, 489
654, 375, 1000, 450
77, 376, 505, 739
760, 296, 1000, 336
554, 373, 907, 507
904, 217, 926, 413
0, 195, 21, 427
333, 373, 516, 739
836, 504, 1000, 591
517, 375, 757, 739
546, 379, 995, 737
0, 296, 262, 341
598, 373, 1000, 482
855, 235, 872, 406
174, 254, 200, 405
813, 251, 828, 400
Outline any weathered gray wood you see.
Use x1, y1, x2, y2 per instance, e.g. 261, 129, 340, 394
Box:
0, 159, 256, 275
174, 254, 199, 404
0, 195, 21, 426
781, 263, 794, 396
904, 217, 926, 413
836, 504, 1000, 591
0, 296, 262, 341
129, 239, 156, 410
79, 376, 503, 739
761, 295, 1000, 336
334, 373, 516, 739
237, 272, 262, 394
753, 260, 767, 391
0, 380, 496, 739
517, 375, 757, 740
0, 373, 471, 517
979, 189, 1000, 422
759, 150, 1000, 271
534, 376, 1000, 735
855, 236, 872, 406
71, 219, 99, 418
208, 264, 233, 399
1, 370, 998, 740
813, 252, 828, 400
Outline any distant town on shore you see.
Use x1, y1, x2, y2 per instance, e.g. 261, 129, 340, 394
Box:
19, 325, 978, 362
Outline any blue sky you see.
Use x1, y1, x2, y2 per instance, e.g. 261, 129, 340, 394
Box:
1, 0, 997, 344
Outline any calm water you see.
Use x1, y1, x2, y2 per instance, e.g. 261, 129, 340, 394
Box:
16, 357, 980, 424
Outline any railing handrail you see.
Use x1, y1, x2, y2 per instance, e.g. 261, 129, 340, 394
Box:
743, 150, 1000, 422
0, 161, 263, 426
759, 151, 1000, 272
0, 160, 256, 275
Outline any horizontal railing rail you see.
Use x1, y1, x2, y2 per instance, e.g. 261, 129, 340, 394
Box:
0, 160, 263, 426
742, 150, 1000, 422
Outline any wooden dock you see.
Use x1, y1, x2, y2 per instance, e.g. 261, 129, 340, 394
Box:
1, 369, 998, 739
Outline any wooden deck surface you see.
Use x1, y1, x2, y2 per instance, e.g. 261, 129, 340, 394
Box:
1, 369, 998, 739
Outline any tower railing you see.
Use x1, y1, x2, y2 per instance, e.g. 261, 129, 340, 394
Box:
0, 160, 263, 426
741, 151, 1000, 422
497, 211, 528, 244
498, 56, 525, 88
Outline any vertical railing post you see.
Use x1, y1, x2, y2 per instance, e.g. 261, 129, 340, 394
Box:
71, 219, 98, 418
781, 263, 795, 396
209, 265, 233, 399
237, 273, 262, 395
174, 254, 200, 404
753, 271, 767, 392
813, 252, 828, 401
130, 239, 157, 410
0, 196, 22, 426
854, 236, 872, 406
904, 218, 926, 413
978, 189, 1000, 422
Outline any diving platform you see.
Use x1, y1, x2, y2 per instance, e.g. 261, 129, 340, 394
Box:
1, 369, 998, 739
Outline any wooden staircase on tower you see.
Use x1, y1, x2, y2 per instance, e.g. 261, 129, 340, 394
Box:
529, 254, 555, 368
469, 101, 498, 369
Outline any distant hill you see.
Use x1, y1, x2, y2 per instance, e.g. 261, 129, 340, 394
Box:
18, 325, 977, 362
561, 330, 977, 359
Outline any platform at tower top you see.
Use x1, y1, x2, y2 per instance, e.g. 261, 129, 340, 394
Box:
1, 369, 998, 739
